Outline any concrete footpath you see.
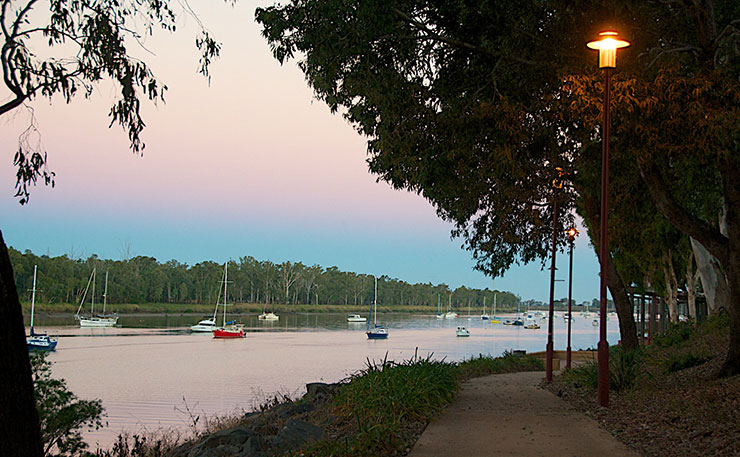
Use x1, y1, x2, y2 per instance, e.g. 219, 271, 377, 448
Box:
409, 371, 638, 457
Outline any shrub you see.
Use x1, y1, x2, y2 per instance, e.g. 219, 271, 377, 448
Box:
561, 346, 644, 392
653, 321, 695, 348
665, 353, 711, 373
31, 352, 105, 457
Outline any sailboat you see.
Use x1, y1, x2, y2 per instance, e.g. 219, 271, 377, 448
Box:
26, 265, 57, 351
512, 300, 524, 326
435, 294, 444, 319
481, 296, 489, 320
258, 308, 279, 321
366, 276, 388, 339
444, 294, 457, 319
213, 263, 245, 338
191, 281, 220, 332
75, 268, 118, 328
490, 292, 501, 324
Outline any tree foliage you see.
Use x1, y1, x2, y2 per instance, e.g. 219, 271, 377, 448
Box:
1, 0, 223, 203
30, 352, 104, 457
10, 247, 521, 310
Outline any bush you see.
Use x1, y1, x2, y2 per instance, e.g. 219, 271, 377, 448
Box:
561, 346, 644, 392
665, 353, 711, 373
31, 352, 105, 457
653, 321, 695, 348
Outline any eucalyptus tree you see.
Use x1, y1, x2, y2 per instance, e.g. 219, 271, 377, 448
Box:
256, 0, 740, 373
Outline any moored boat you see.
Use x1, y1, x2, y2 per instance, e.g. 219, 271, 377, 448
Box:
366, 276, 388, 340
26, 265, 58, 351
75, 268, 118, 328
213, 263, 244, 339
258, 311, 279, 321
456, 326, 470, 337
347, 314, 367, 323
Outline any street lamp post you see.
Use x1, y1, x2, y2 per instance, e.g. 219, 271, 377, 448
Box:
566, 227, 579, 369
546, 168, 563, 383
587, 30, 630, 407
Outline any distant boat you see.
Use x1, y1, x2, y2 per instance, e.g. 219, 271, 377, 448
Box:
490, 293, 500, 323
347, 314, 367, 323
592, 319, 599, 327
512, 318, 524, 326
258, 311, 279, 321
435, 294, 444, 319
366, 276, 388, 340
524, 318, 540, 329
213, 263, 245, 339
456, 326, 470, 337
444, 294, 457, 319
191, 289, 219, 332
481, 296, 489, 320
75, 268, 118, 328
564, 312, 575, 323
26, 265, 57, 351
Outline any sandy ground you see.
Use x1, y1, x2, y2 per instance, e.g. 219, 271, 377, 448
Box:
409, 371, 639, 457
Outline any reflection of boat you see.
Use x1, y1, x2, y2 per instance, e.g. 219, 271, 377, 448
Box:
366, 276, 388, 339
524, 318, 540, 329
456, 326, 470, 337
75, 268, 118, 328
258, 311, 279, 321
213, 263, 245, 339
347, 314, 367, 323
26, 265, 58, 351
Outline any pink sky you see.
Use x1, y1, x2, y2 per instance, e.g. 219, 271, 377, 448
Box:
0, 0, 601, 301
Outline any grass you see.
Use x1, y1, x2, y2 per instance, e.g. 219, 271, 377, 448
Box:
299, 351, 543, 457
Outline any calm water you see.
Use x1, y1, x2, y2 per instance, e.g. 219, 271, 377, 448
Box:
31, 312, 619, 449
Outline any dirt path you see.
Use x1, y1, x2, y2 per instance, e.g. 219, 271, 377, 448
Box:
409, 371, 639, 457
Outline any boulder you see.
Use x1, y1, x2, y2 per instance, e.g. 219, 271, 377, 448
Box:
273, 418, 325, 452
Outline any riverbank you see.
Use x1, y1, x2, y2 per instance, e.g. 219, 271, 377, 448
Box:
547, 314, 739, 456
91, 352, 543, 457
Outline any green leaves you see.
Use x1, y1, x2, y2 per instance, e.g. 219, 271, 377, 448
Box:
31, 352, 105, 457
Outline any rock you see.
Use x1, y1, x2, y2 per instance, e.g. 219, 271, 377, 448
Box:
305, 382, 333, 400
168, 427, 263, 457
273, 418, 325, 452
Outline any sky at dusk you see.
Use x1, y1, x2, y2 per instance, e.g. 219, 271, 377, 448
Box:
0, 0, 604, 303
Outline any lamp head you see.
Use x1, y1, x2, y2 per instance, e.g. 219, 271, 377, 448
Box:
566, 227, 579, 241
587, 30, 630, 68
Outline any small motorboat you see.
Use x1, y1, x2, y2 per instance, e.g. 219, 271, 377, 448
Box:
503, 319, 514, 325
524, 318, 540, 329
347, 314, 367, 323
190, 318, 217, 333
366, 325, 389, 339
592, 319, 599, 326
258, 311, 279, 321
456, 326, 470, 337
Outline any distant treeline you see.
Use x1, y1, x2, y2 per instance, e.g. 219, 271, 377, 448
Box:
9, 248, 519, 311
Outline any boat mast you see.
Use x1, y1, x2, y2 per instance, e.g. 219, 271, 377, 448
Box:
103, 271, 108, 314
223, 263, 228, 326
373, 275, 378, 326
483, 296, 486, 314
91, 267, 96, 315
30, 265, 37, 331
75, 269, 95, 318
437, 294, 440, 314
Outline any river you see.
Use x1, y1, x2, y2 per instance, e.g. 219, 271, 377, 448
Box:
30, 312, 620, 449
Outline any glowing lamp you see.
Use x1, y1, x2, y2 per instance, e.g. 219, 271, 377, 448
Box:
587, 31, 630, 68
566, 227, 579, 241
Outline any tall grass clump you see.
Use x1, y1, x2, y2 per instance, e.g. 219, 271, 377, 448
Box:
653, 321, 695, 348
329, 352, 457, 455
561, 346, 645, 392
456, 351, 543, 380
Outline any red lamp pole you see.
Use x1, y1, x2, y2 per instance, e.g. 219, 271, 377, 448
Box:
587, 30, 629, 408
566, 228, 578, 369
546, 173, 561, 383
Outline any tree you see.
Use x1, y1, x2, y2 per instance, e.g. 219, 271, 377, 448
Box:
256, 0, 740, 371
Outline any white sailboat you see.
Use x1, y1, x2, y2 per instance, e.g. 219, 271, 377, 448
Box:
27, 265, 58, 351
444, 294, 457, 319
75, 268, 118, 328
191, 281, 220, 332
481, 296, 489, 320
366, 276, 388, 339
435, 294, 444, 319
213, 263, 245, 338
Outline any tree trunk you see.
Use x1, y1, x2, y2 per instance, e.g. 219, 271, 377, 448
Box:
0, 231, 43, 457
686, 251, 699, 321
580, 193, 639, 350
719, 159, 740, 376
691, 237, 730, 315
663, 252, 679, 323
